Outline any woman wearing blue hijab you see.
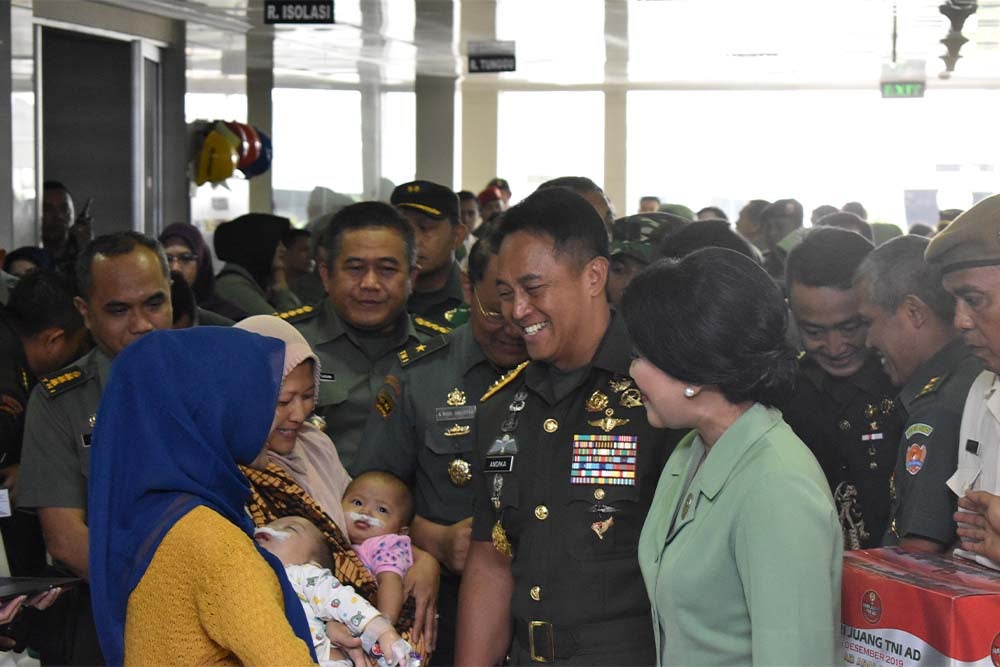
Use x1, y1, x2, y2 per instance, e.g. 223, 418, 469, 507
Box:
87, 327, 318, 666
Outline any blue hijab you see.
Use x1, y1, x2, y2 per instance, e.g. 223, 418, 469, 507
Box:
87, 327, 317, 665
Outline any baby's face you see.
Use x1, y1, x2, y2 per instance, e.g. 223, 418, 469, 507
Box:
253, 516, 322, 567
341, 478, 407, 543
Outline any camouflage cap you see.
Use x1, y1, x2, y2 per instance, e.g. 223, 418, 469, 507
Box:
925, 193, 1000, 274
610, 213, 688, 263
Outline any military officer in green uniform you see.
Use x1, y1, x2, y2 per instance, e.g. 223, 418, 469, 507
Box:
782, 228, 905, 548
852, 235, 982, 552
357, 236, 528, 664
18, 232, 173, 664
455, 188, 683, 666
0, 271, 87, 577
285, 201, 436, 474
391, 180, 468, 330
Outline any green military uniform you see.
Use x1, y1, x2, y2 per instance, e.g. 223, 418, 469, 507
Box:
17, 346, 110, 665
195, 307, 234, 327
884, 339, 982, 546
357, 324, 512, 665
0, 311, 46, 576
407, 261, 466, 331
288, 301, 433, 474
288, 271, 327, 307
214, 262, 301, 317
470, 313, 682, 665
781, 352, 905, 548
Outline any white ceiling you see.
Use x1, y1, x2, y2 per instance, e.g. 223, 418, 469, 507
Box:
183, 1, 1000, 91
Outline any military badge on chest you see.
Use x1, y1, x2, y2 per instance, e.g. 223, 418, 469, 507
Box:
436, 387, 476, 487
483, 387, 528, 557
859, 398, 895, 470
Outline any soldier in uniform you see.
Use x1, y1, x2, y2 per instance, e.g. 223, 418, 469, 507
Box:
17, 232, 172, 664
391, 181, 468, 330
285, 201, 435, 474
0, 271, 87, 577
357, 236, 527, 664
781, 228, 905, 548
924, 194, 1000, 567
852, 234, 982, 552
455, 188, 682, 666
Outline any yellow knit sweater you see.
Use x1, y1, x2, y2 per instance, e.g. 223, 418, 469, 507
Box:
124, 505, 316, 666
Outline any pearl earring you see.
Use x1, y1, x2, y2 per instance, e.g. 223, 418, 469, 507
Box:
684, 387, 696, 398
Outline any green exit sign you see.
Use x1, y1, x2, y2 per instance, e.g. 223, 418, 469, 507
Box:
881, 81, 925, 98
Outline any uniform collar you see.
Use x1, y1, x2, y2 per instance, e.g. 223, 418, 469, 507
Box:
312, 300, 416, 349
409, 261, 464, 310
219, 262, 265, 294
692, 403, 780, 501
451, 323, 490, 375
523, 307, 622, 402
899, 337, 968, 411
93, 346, 115, 387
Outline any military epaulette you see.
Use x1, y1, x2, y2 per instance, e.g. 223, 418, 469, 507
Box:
443, 304, 470, 327
39, 367, 87, 398
914, 375, 944, 400
413, 316, 451, 336
398, 335, 449, 367
481, 360, 531, 403
274, 304, 317, 324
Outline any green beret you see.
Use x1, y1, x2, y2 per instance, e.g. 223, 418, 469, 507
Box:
925, 193, 1000, 274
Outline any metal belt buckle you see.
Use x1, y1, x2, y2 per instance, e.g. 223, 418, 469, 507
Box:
529, 620, 554, 663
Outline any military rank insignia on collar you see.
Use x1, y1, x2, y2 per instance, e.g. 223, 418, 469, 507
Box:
413, 316, 451, 336
397, 334, 449, 367
915, 376, 943, 400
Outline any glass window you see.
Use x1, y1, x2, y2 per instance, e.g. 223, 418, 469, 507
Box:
626, 89, 1000, 226
497, 91, 605, 204
381, 91, 416, 189
271, 88, 363, 224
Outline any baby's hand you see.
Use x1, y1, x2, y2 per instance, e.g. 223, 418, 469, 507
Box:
374, 628, 417, 667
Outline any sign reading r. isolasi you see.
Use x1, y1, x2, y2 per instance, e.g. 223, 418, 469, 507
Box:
264, 0, 334, 24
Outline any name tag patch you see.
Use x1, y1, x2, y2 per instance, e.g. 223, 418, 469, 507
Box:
436, 406, 476, 422
571, 434, 636, 486
483, 455, 514, 473
320, 372, 336, 382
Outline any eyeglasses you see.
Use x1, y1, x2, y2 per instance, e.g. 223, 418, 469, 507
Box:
166, 252, 198, 265
473, 287, 505, 323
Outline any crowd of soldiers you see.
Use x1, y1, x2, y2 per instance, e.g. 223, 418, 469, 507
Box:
2, 174, 1000, 666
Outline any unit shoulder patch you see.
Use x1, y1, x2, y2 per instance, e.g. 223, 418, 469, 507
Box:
274, 304, 317, 324
398, 335, 449, 367
412, 316, 452, 336
480, 361, 531, 403
38, 367, 88, 399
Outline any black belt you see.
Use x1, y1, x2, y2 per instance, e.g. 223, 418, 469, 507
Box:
513, 613, 652, 662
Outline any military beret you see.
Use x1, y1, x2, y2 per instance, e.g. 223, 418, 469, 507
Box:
391, 180, 459, 221
925, 193, 1000, 274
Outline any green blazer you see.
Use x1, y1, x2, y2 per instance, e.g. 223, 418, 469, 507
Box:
638, 404, 842, 666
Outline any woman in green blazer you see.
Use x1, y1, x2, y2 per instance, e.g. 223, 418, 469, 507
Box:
622, 248, 842, 666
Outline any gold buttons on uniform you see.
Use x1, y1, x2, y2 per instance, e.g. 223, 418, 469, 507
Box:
534, 505, 549, 520
543, 419, 558, 433
594, 488, 606, 501
530, 586, 541, 601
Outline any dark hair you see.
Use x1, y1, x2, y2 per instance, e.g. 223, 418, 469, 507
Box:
467, 235, 497, 285
282, 227, 311, 247
492, 187, 609, 267
658, 219, 757, 261
5, 270, 83, 338
345, 470, 415, 524
159, 222, 215, 303
785, 227, 874, 290
762, 198, 804, 232
458, 190, 479, 207
213, 214, 291, 289
323, 201, 417, 269
811, 204, 839, 224
76, 231, 169, 299
740, 199, 770, 225
169, 270, 196, 327
640, 195, 661, 204
842, 201, 867, 220
3, 246, 54, 274
939, 208, 963, 223
817, 211, 874, 242
854, 235, 955, 324
537, 176, 603, 196
909, 223, 934, 237
43, 180, 71, 197
488, 177, 511, 195
696, 206, 728, 221
622, 248, 796, 407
